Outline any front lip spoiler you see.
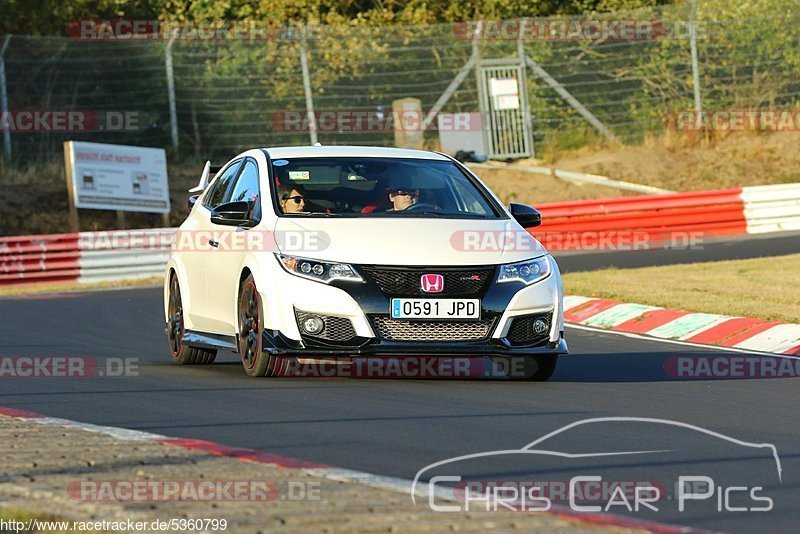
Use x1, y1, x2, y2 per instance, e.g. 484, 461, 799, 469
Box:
262, 329, 568, 357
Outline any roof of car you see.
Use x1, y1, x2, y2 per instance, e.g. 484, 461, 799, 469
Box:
262, 145, 450, 161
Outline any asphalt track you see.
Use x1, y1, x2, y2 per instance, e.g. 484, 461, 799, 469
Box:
2, 286, 799, 533
553, 230, 800, 273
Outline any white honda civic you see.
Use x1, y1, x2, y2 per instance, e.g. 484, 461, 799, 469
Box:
164, 146, 567, 380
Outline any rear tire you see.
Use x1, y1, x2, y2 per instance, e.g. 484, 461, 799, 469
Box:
167, 274, 217, 365
238, 275, 274, 377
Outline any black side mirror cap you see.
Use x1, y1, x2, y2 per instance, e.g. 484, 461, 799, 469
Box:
210, 201, 258, 227
508, 202, 542, 228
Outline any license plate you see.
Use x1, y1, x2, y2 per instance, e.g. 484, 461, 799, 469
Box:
391, 298, 480, 319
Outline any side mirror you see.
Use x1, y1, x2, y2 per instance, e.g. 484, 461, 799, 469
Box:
188, 194, 200, 211
509, 202, 542, 228
210, 201, 258, 227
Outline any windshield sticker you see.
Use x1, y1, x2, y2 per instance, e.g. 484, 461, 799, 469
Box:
273, 159, 289, 166
289, 170, 310, 180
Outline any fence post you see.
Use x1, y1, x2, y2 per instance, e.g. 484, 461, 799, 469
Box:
299, 25, 318, 145
0, 35, 12, 161
165, 36, 179, 151
517, 24, 535, 158
689, 0, 703, 125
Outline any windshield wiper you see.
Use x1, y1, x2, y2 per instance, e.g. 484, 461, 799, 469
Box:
395, 211, 490, 218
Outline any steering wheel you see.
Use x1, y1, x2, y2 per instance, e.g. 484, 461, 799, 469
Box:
402, 202, 437, 212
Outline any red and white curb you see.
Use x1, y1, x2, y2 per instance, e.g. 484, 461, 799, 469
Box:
0, 406, 702, 534
565, 296, 800, 355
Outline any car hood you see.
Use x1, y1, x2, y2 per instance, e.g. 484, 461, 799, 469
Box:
272, 217, 547, 265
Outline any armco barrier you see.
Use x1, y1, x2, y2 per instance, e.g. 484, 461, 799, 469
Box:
742, 183, 800, 234
0, 229, 174, 286
0, 183, 798, 287
530, 188, 749, 251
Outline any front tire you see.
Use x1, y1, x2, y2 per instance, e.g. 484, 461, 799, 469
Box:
167, 274, 217, 365
238, 275, 274, 377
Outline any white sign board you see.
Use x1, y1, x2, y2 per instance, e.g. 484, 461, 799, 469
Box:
64, 141, 170, 213
489, 77, 520, 110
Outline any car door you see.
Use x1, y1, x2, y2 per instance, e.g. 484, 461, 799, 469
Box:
187, 158, 243, 333
205, 158, 262, 334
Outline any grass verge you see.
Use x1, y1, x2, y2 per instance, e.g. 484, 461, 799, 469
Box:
562, 254, 800, 324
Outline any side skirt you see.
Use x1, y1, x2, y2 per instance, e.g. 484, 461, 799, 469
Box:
183, 329, 238, 352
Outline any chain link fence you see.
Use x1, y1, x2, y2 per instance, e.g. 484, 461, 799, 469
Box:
0, 0, 798, 170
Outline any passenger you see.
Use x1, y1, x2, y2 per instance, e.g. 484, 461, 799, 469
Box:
278, 183, 307, 213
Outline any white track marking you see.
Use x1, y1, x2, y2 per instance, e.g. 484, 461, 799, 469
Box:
567, 323, 800, 360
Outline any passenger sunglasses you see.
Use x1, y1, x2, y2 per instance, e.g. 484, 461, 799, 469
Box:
282, 195, 305, 204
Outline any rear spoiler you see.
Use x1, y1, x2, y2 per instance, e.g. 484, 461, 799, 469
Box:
189, 161, 223, 193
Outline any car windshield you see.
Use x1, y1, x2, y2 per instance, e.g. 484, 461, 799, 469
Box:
270, 156, 504, 218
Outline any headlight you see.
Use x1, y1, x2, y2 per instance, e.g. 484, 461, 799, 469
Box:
276, 254, 363, 284
498, 256, 551, 285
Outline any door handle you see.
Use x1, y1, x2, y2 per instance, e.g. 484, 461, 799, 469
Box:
208, 239, 219, 248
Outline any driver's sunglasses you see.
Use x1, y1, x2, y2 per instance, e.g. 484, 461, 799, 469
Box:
392, 189, 418, 197
282, 195, 305, 204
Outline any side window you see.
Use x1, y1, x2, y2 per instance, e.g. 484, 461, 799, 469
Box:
203, 160, 241, 208
227, 159, 260, 204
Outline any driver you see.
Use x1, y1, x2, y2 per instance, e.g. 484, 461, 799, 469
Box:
387, 187, 419, 211
386, 176, 420, 211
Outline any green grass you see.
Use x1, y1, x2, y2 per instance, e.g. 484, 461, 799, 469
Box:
562, 254, 800, 323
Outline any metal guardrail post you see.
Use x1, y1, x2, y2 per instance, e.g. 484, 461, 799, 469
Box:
690, 0, 703, 125
0, 35, 12, 161
406, 22, 483, 149
300, 25, 318, 145
165, 36, 179, 151
523, 54, 617, 143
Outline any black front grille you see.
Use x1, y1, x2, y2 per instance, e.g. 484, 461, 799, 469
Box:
359, 266, 494, 297
370, 315, 495, 342
504, 312, 553, 347
295, 310, 357, 344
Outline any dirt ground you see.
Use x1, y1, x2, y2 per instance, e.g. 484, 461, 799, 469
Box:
0, 415, 635, 533
544, 130, 800, 192
1, 131, 797, 236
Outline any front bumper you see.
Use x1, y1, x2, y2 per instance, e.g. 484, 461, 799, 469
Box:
262, 258, 566, 358
262, 328, 568, 357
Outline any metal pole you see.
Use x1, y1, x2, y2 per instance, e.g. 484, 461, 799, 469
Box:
689, 0, 703, 126
524, 54, 617, 142
517, 21, 534, 158
0, 36, 12, 160
406, 22, 482, 148
165, 36, 179, 150
299, 25, 318, 145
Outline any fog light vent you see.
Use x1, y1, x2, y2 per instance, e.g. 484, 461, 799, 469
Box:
301, 316, 324, 335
